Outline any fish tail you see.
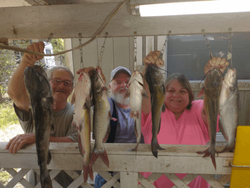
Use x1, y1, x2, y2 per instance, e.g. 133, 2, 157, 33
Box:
83, 164, 94, 182
89, 152, 98, 166
40, 168, 52, 188
151, 137, 165, 158
197, 147, 217, 169
98, 149, 109, 167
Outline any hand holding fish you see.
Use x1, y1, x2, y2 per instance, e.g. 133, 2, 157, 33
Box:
143, 50, 164, 67
5, 133, 35, 153
22, 41, 45, 65
204, 57, 229, 75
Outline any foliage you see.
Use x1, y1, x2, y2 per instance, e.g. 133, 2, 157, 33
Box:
0, 169, 10, 186
0, 102, 19, 130
51, 38, 66, 66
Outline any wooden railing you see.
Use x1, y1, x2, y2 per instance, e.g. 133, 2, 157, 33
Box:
0, 142, 233, 188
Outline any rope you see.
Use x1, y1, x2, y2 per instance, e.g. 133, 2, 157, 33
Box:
0, 0, 127, 57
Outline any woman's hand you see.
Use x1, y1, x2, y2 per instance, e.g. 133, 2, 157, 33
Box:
204, 57, 229, 75
143, 50, 164, 67
5, 133, 35, 153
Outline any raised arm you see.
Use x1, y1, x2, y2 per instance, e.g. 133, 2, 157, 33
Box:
141, 51, 164, 115
7, 42, 45, 112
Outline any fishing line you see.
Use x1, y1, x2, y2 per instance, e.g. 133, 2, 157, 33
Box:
97, 32, 108, 68
202, 29, 213, 59
0, 0, 127, 57
227, 28, 233, 68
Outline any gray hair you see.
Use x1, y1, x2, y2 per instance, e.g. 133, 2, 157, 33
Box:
164, 73, 194, 110
46, 66, 74, 86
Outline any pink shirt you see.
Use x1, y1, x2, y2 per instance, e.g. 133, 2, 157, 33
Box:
141, 100, 218, 188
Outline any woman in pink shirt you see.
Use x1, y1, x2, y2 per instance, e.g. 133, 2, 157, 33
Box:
141, 51, 229, 188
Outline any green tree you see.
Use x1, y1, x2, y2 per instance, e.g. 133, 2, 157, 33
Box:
50, 38, 66, 66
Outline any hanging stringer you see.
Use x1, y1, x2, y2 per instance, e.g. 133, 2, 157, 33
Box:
227, 28, 233, 68
134, 31, 137, 71
97, 32, 108, 68
202, 29, 213, 59
78, 33, 84, 69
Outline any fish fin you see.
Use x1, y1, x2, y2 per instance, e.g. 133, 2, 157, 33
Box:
98, 150, 109, 167
47, 150, 52, 165
130, 110, 139, 119
151, 140, 158, 158
109, 111, 117, 121
197, 147, 216, 169
103, 125, 110, 143
124, 90, 130, 98
89, 152, 98, 166
50, 122, 55, 134
71, 91, 75, 105
162, 104, 166, 113
197, 87, 205, 98
84, 96, 92, 109
83, 164, 93, 182
78, 134, 85, 157
141, 89, 148, 98
41, 171, 53, 188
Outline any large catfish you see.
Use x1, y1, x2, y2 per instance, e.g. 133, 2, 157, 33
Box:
71, 72, 93, 182
197, 67, 223, 169
89, 68, 111, 167
145, 64, 166, 158
125, 70, 148, 151
24, 65, 53, 188
218, 68, 239, 153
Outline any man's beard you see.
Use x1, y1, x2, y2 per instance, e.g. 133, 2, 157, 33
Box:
110, 88, 130, 105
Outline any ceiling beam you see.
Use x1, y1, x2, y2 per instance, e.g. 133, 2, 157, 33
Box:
1, 2, 250, 39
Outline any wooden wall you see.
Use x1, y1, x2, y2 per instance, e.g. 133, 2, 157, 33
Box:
70, 36, 250, 125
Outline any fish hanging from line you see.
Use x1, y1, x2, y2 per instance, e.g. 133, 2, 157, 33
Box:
71, 72, 93, 182
24, 65, 54, 188
218, 68, 239, 153
145, 64, 166, 158
197, 67, 223, 170
125, 70, 148, 151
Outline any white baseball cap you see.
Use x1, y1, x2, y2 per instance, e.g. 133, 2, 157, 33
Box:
110, 66, 131, 81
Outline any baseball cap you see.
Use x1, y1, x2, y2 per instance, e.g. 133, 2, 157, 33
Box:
110, 66, 131, 81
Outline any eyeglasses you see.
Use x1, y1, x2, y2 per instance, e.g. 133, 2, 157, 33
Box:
51, 79, 72, 87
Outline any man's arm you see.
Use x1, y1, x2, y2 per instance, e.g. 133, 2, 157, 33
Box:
7, 42, 45, 112
6, 133, 75, 153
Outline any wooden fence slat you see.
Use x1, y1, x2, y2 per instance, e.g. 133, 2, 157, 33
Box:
64, 170, 81, 180
164, 173, 189, 188
5, 168, 31, 188
147, 173, 163, 183
181, 174, 199, 185
0, 183, 4, 188
201, 175, 224, 188
120, 171, 138, 188
218, 175, 231, 185
67, 174, 84, 188
138, 173, 156, 188
102, 172, 120, 188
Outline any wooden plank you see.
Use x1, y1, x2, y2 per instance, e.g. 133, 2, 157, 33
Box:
120, 171, 138, 188
1, 2, 250, 39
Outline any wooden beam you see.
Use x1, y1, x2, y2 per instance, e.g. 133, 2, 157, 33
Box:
1, 2, 250, 39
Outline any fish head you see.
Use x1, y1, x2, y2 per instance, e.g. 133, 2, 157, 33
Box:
224, 68, 237, 88
145, 64, 164, 83
24, 65, 51, 97
204, 68, 223, 97
89, 69, 106, 91
129, 70, 144, 86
